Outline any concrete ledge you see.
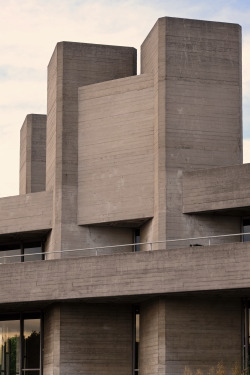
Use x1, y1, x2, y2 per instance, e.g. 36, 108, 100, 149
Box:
0, 191, 53, 235
0, 241, 250, 304
183, 164, 250, 213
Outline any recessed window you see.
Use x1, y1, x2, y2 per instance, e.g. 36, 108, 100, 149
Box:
134, 229, 140, 252
0, 243, 43, 264
0, 313, 42, 375
133, 306, 140, 375
243, 218, 250, 242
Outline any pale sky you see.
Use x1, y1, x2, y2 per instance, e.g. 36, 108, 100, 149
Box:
0, 0, 250, 198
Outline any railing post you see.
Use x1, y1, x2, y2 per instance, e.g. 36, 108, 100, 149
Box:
150, 242, 152, 251
209, 238, 211, 246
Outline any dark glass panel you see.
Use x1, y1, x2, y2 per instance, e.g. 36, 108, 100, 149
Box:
243, 218, 250, 242
133, 306, 140, 375
0, 250, 21, 264
134, 229, 140, 252
23, 248, 42, 262
23, 320, 40, 371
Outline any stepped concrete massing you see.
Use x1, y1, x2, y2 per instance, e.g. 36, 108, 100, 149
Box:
0, 16, 249, 375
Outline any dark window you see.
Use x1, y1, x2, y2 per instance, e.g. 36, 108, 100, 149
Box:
133, 306, 140, 375
0, 314, 42, 375
0, 243, 43, 264
243, 218, 250, 242
134, 229, 140, 252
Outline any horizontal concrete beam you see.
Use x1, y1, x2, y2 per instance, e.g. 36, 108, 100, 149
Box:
1, 241, 250, 304
183, 164, 250, 213
0, 191, 53, 235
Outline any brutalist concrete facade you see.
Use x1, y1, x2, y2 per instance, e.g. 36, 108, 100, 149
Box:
0, 16, 249, 375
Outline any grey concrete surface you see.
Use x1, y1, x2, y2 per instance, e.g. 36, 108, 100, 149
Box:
46, 41, 137, 256
164, 295, 241, 374
139, 295, 241, 375
78, 73, 154, 225
141, 17, 242, 248
183, 163, 250, 213
59, 303, 132, 375
0, 15, 248, 375
20, 114, 46, 194
0, 241, 250, 304
0, 191, 52, 235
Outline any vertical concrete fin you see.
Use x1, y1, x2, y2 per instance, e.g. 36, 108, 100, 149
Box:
19, 114, 46, 194
141, 18, 167, 245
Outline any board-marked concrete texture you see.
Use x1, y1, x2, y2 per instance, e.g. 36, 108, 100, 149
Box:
0, 191, 52, 235
19, 114, 46, 194
183, 163, 250, 213
141, 17, 242, 248
78, 73, 154, 225
46, 41, 137, 256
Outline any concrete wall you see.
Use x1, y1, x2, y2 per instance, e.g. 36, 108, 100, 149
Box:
2, 241, 250, 304
60, 303, 132, 375
140, 296, 241, 375
78, 74, 154, 225
140, 299, 166, 375
165, 295, 241, 374
20, 114, 46, 194
0, 191, 52, 235
183, 163, 250, 213
43, 303, 132, 375
44, 305, 61, 375
141, 17, 242, 246
46, 41, 137, 256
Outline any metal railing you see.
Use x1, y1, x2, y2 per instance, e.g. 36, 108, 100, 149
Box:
0, 231, 250, 264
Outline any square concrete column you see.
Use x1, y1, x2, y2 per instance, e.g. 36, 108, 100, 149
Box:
43, 303, 132, 375
19, 114, 46, 194
140, 295, 241, 375
141, 17, 242, 246
46, 42, 137, 255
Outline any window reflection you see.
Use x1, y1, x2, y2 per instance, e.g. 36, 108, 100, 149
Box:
0, 320, 20, 375
0, 243, 43, 264
133, 306, 140, 375
22, 319, 40, 374
0, 250, 21, 264
0, 316, 41, 375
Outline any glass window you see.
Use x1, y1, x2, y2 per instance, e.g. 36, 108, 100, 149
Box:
243, 301, 250, 371
133, 306, 140, 375
0, 243, 43, 264
23, 247, 42, 263
0, 320, 20, 375
22, 319, 40, 375
134, 230, 140, 252
243, 218, 250, 242
0, 250, 21, 265
0, 315, 41, 375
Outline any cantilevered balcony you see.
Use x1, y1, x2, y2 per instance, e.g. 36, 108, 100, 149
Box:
0, 237, 250, 305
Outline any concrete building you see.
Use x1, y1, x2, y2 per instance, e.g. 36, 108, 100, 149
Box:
0, 15, 249, 375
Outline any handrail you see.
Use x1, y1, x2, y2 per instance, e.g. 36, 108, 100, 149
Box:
0, 231, 250, 263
